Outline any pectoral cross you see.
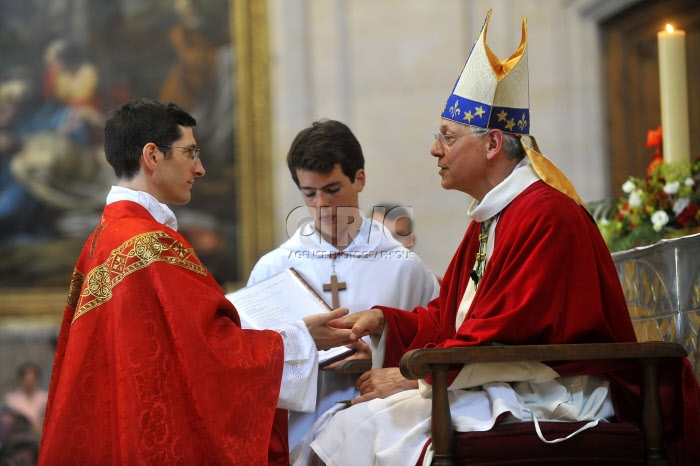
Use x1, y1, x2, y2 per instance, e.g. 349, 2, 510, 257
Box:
323, 274, 347, 309
323, 253, 347, 309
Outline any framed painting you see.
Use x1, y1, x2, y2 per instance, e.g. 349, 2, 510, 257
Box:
0, 0, 274, 317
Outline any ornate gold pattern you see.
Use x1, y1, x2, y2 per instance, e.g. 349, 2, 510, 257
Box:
620, 261, 676, 343
66, 269, 85, 311
473, 217, 496, 291
517, 113, 528, 131
71, 232, 206, 324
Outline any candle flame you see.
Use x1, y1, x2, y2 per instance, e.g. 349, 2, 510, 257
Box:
666, 24, 674, 33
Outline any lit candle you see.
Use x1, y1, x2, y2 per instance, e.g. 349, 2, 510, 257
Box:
657, 24, 690, 164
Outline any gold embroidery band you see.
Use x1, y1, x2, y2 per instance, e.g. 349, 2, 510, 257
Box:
66, 269, 85, 311
71, 231, 206, 324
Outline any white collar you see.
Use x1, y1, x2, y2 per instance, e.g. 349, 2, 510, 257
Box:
286, 214, 403, 254
468, 157, 540, 222
106, 186, 178, 231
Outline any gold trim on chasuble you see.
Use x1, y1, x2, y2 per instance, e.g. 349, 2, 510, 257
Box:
68, 231, 207, 324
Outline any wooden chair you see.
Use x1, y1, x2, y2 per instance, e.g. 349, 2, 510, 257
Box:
336, 342, 687, 466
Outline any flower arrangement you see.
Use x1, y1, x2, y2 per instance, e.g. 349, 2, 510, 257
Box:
597, 126, 700, 252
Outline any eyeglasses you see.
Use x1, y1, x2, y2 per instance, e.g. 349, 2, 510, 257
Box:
433, 130, 482, 151
159, 145, 201, 162
434, 133, 448, 149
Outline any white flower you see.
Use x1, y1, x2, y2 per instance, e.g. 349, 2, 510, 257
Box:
628, 189, 643, 207
685, 177, 695, 187
621, 180, 636, 194
673, 197, 690, 216
651, 210, 670, 232
599, 218, 610, 226
663, 181, 680, 195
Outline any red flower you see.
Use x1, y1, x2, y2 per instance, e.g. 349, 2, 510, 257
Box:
647, 157, 663, 175
645, 126, 663, 173
677, 203, 698, 227
645, 126, 662, 149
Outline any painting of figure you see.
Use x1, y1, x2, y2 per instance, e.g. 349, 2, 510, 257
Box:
0, 0, 244, 303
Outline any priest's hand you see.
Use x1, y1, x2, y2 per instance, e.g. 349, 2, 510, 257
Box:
321, 339, 372, 371
303, 307, 354, 350
327, 308, 386, 340
352, 367, 418, 405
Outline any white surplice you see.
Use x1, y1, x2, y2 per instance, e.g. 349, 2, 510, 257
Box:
248, 215, 440, 455
310, 161, 614, 466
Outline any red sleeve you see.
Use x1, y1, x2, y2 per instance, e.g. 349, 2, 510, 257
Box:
377, 220, 481, 367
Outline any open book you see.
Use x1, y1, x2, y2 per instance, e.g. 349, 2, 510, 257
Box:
225, 268, 354, 366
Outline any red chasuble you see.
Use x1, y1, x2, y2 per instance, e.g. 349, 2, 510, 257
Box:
39, 201, 287, 465
376, 181, 699, 465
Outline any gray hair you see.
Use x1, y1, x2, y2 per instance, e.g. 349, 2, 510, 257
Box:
503, 133, 526, 160
469, 127, 526, 161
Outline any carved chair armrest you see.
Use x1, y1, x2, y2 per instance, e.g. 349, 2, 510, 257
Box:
333, 358, 373, 375
399, 342, 687, 466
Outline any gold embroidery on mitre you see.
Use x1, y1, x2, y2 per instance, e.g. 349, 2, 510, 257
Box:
66, 269, 85, 310
72, 231, 207, 324
518, 113, 528, 131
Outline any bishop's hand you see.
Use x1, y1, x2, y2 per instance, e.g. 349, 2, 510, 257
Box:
327, 308, 386, 340
353, 367, 418, 405
303, 307, 355, 350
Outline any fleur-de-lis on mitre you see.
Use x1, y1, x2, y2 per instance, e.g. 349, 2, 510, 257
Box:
449, 99, 461, 118
517, 113, 528, 131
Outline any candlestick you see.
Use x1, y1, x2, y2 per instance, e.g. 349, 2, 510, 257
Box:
657, 24, 690, 164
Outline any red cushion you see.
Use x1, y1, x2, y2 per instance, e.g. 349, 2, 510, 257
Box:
451, 421, 644, 465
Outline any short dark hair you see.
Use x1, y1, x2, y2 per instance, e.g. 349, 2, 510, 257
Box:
286, 119, 364, 188
104, 98, 197, 180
